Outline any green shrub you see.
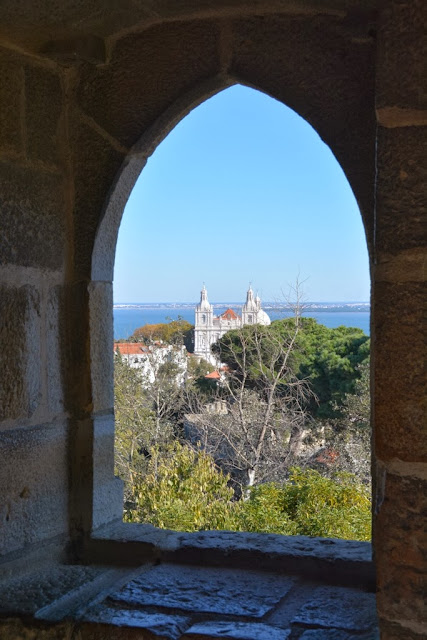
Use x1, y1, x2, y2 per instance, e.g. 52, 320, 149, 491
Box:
127, 441, 236, 531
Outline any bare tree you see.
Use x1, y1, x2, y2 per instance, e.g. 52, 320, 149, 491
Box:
184, 309, 314, 494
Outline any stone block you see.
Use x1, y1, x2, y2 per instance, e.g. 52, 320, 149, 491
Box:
0, 161, 65, 269
291, 585, 377, 632
375, 126, 427, 255
61, 281, 92, 414
71, 115, 124, 280
376, 1, 426, 110
373, 282, 426, 461
81, 606, 189, 637
92, 153, 147, 283
92, 475, 124, 531
376, 473, 427, 570
69, 415, 123, 533
0, 619, 72, 640
25, 64, 62, 165
162, 530, 374, 587
300, 631, 378, 640
92, 413, 116, 485
47, 285, 65, 414
0, 47, 23, 154
76, 21, 221, 148
0, 422, 68, 558
68, 417, 94, 535
89, 281, 114, 413
0, 565, 102, 615
183, 621, 290, 639
377, 620, 426, 640
377, 566, 425, 631
108, 564, 294, 618
376, 474, 427, 627
0, 284, 41, 421
230, 14, 376, 240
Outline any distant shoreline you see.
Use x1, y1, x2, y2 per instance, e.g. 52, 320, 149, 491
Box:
113, 303, 371, 340
114, 302, 370, 312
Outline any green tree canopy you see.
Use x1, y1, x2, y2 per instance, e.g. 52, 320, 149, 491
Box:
213, 317, 369, 418
130, 318, 194, 349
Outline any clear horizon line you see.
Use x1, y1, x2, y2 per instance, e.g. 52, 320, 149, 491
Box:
113, 300, 371, 305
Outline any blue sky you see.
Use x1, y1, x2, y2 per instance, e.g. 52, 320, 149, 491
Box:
113, 85, 370, 303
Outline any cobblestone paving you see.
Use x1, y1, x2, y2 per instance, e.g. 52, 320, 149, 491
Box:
79, 563, 379, 639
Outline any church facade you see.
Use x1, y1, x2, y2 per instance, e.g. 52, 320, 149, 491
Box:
194, 286, 271, 365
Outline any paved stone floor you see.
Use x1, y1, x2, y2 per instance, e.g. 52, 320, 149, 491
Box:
0, 560, 379, 639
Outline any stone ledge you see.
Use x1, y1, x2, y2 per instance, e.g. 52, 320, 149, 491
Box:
87, 522, 375, 590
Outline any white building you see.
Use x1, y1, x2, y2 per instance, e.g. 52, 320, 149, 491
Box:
194, 285, 271, 365
114, 342, 188, 386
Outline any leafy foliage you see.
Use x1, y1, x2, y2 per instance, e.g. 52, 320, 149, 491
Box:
127, 441, 236, 530
114, 352, 175, 502
320, 360, 371, 482
276, 467, 371, 540
115, 315, 371, 541
125, 445, 371, 541
131, 318, 194, 349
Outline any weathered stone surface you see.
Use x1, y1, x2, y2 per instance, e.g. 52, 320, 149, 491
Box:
61, 281, 92, 414
299, 630, 378, 640
68, 413, 123, 534
47, 285, 65, 414
378, 565, 426, 631
0, 565, 101, 615
292, 586, 377, 631
376, 0, 426, 110
0, 618, 72, 640
71, 115, 124, 280
373, 281, 426, 461
109, 564, 294, 618
91, 153, 147, 282
0, 284, 41, 420
375, 126, 426, 255
92, 413, 123, 529
0, 161, 65, 269
162, 530, 374, 587
82, 606, 189, 637
168, 529, 373, 560
230, 14, 376, 249
183, 621, 290, 639
0, 7, 425, 640
0, 422, 68, 558
0, 47, 23, 154
41, 34, 106, 65
76, 21, 221, 148
376, 475, 427, 628
89, 281, 114, 412
376, 473, 427, 570
78, 621, 183, 639
25, 64, 62, 165
377, 619, 426, 640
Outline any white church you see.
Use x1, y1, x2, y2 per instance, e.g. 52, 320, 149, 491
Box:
194, 285, 271, 365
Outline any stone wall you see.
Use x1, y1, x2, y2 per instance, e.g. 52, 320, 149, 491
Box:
0, 2, 425, 637
373, 2, 426, 636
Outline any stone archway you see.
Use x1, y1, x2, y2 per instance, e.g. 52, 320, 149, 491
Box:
0, 3, 424, 637
83, 17, 376, 538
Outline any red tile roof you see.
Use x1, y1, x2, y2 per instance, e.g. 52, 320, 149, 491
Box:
114, 343, 148, 355
205, 371, 221, 380
221, 308, 239, 320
